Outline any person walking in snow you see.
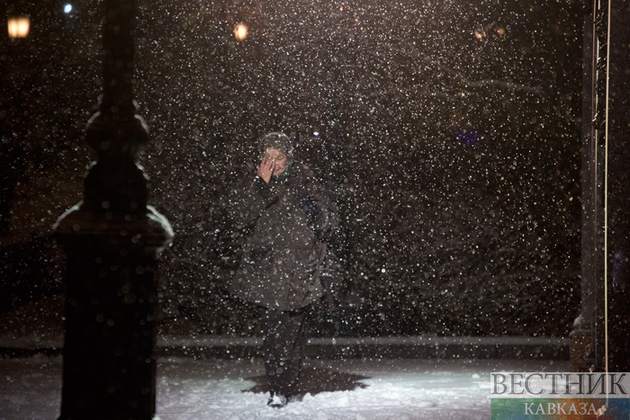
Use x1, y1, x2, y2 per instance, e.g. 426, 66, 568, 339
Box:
228, 132, 339, 408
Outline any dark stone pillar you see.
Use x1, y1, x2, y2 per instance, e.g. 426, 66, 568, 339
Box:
579, 0, 630, 372
605, 0, 630, 373
573, 2, 600, 373
54, 0, 172, 419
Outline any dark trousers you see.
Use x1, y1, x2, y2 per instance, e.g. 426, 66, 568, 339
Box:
260, 306, 309, 398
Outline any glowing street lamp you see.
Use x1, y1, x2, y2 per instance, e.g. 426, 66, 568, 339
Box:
474, 29, 485, 41
7, 16, 30, 38
234, 23, 248, 41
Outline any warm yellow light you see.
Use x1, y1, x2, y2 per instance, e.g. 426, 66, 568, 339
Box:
474, 30, 485, 40
340, 6, 343, 11
8, 16, 30, 38
497, 27, 506, 36
234, 23, 248, 41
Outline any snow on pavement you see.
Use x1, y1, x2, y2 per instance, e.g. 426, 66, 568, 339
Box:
0, 355, 567, 420
157, 357, 567, 420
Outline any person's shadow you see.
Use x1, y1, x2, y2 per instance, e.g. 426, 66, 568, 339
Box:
241, 365, 370, 399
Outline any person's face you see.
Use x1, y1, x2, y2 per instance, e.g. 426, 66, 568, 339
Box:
263, 147, 287, 176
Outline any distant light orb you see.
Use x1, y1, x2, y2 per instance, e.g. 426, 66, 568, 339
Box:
64, 4, 73, 13
234, 23, 248, 41
7, 16, 30, 38
474, 30, 485, 40
313, 131, 320, 137
497, 27, 506, 36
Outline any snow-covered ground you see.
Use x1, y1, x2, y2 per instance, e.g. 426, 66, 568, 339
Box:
0, 355, 568, 420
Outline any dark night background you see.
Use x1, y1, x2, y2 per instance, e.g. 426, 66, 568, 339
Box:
0, 0, 584, 339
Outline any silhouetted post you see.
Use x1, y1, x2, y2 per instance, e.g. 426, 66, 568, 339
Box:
54, 0, 172, 418
604, 0, 630, 373
578, 0, 630, 372
573, 2, 598, 373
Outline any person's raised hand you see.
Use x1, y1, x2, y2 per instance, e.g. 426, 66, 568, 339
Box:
257, 154, 275, 184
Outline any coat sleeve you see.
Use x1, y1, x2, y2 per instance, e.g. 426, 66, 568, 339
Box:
301, 175, 340, 241
228, 176, 278, 231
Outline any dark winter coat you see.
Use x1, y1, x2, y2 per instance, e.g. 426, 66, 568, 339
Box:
228, 162, 338, 310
